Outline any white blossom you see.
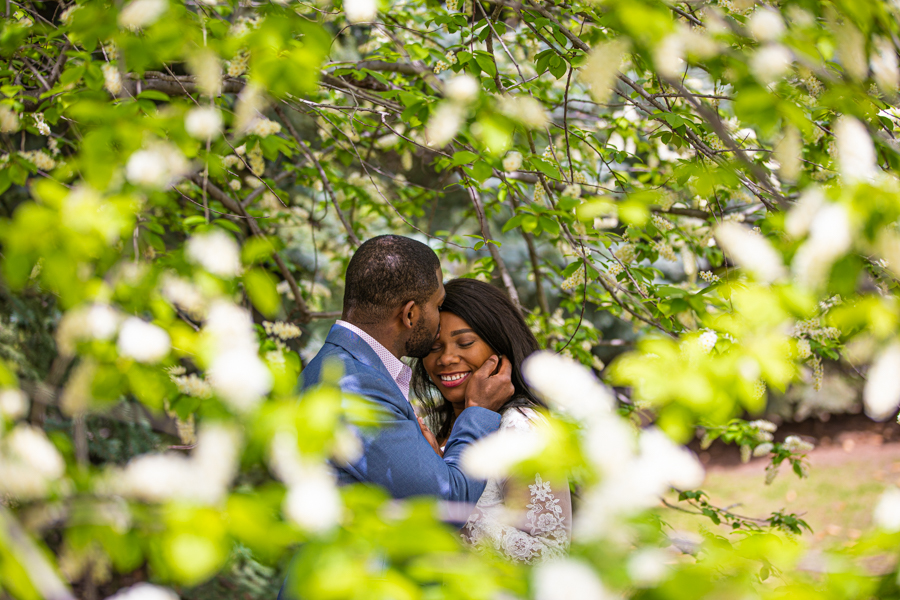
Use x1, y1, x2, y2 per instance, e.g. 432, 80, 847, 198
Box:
637, 428, 705, 490
499, 95, 549, 129
0, 389, 27, 420
0, 105, 19, 133
835, 116, 878, 182
269, 433, 342, 531
533, 559, 610, 600
118, 0, 167, 30
715, 222, 786, 282
748, 8, 785, 42
444, 74, 479, 104
125, 143, 189, 189
104, 583, 179, 600
752, 442, 773, 457
203, 301, 257, 354
627, 548, 671, 586
102, 63, 123, 96
864, 343, 900, 420
699, 330, 717, 353
654, 34, 684, 79
186, 230, 242, 278
117, 317, 171, 363
208, 348, 273, 412
185, 107, 223, 139
874, 488, 900, 532
792, 202, 852, 287
784, 188, 825, 238
343, 0, 376, 23
502, 151, 522, 172
580, 39, 629, 104
871, 37, 899, 94
750, 44, 792, 83
461, 426, 546, 480
7, 424, 65, 479
425, 103, 463, 147
188, 51, 223, 97
523, 351, 614, 422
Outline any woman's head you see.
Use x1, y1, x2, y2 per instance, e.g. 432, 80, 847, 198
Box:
412, 278, 544, 437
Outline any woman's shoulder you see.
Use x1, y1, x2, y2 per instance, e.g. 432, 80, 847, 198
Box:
499, 404, 545, 430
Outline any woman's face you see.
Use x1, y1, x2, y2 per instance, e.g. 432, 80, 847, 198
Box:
422, 311, 495, 409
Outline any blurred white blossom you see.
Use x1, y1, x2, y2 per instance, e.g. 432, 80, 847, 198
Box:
874, 488, 900, 532
523, 351, 613, 422
344, 0, 376, 23
203, 301, 257, 354
105, 583, 179, 600
208, 348, 273, 412
750, 44, 792, 83
792, 202, 851, 287
445, 74, 479, 104
461, 426, 546, 480
425, 103, 463, 147
0, 388, 27, 420
186, 230, 242, 278
715, 222, 786, 282
835, 116, 877, 182
185, 107, 223, 139
627, 548, 671, 586
118, 0, 167, 30
125, 143, 188, 189
864, 343, 900, 420
784, 188, 825, 238
580, 39, 629, 103
270, 432, 342, 531
748, 8, 785, 41
499, 95, 549, 129
871, 37, 899, 94
0, 105, 19, 133
533, 559, 610, 600
0, 424, 65, 498
117, 317, 171, 363
502, 151, 522, 172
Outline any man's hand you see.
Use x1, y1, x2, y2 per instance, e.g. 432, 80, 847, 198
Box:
464, 355, 514, 413
418, 416, 443, 457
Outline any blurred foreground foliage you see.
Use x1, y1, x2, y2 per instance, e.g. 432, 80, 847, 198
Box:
0, 0, 900, 596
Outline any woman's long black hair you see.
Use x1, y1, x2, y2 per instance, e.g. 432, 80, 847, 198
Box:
411, 278, 547, 442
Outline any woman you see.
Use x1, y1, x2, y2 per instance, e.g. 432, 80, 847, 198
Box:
411, 278, 571, 563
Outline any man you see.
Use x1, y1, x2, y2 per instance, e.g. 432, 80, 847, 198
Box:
301, 234, 513, 500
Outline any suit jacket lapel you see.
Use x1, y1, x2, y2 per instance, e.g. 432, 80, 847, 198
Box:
324, 324, 394, 381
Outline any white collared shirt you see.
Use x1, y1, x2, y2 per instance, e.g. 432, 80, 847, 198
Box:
335, 320, 412, 401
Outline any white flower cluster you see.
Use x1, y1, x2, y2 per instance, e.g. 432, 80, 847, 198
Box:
344, 0, 377, 23
534, 182, 546, 205
751, 379, 767, 400
185, 107, 223, 139
0, 388, 28, 420
118, 0, 167, 30
699, 330, 717, 353
499, 95, 549, 129
874, 488, 900, 532
125, 143, 189, 189
433, 60, 451, 74
562, 184, 581, 199
796, 338, 811, 360
792, 318, 839, 343
170, 371, 213, 399
863, 343, 900, 420
118, 317, 171, 363
607, 262, 623, 277
227, 51, 249, 78
202, 301, 273, 412
699, 270, 719, 284
425, 103, 463, 147
502, 151, 522, 173
650, 214, 674, 232
105, 583, 179, 600
228, 179, 242, 191
47, 137, 59, 156
186, 230, 242, 278
56, 303, 122, 355
263, 320, 302, 340
0, 105, 19, 133
247, 142, 265, 175
560, 268, 587, 292
516, 352, 704, 540
102, 63, 123, 96
222, 154, 244, 170
783, 435, 814, 454
651, 240, 677, 262
445, 74, 479, 104
249, 117, 281, 138
809, 354, 824, 391
32, 112, 50, 136
114, 424, 239, 504
614, 243, 636, 264
0, 424, 66, 499
715, 222, 785, 282
20, 150, 57, 171
269, 432, 343, 532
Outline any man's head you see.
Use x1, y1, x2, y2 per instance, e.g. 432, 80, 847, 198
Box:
343, 235, 444, 358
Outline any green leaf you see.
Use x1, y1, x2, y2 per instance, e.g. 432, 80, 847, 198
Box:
451, 150, 479, 166
474, 51, 497, 77
244, 268, 281, 318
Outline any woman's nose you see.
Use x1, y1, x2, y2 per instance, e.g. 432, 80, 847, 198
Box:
436, 350, 458, 367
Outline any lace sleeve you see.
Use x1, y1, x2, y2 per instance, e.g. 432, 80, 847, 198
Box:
461, 408, 572, 563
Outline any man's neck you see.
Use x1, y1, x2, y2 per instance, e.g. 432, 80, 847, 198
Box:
341, 318, 404, 359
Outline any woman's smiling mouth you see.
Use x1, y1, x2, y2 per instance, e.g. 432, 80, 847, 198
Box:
439, 372, 470, 387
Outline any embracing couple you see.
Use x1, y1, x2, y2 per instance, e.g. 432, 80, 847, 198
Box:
300, 235, 570, 563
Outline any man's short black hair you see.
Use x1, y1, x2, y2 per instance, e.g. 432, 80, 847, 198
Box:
343, 235, 441, 324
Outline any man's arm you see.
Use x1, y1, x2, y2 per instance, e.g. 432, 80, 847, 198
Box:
338, 371, 500, 504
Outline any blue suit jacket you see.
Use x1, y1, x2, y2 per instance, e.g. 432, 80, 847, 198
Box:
302, 324, 501, 503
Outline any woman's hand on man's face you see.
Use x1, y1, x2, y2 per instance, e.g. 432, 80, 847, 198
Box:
463, 355, 515, 413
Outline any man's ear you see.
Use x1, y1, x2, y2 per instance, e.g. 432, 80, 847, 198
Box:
400, 299, 417, 330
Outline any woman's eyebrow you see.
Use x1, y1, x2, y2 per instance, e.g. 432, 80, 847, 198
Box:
450, 328, 474, 336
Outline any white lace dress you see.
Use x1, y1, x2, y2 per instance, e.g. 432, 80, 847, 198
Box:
461, 407, 572, 563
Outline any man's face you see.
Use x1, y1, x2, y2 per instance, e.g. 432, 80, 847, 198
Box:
405, 268, 445, 359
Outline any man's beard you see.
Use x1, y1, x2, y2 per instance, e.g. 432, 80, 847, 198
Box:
405, 315, 435, 358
